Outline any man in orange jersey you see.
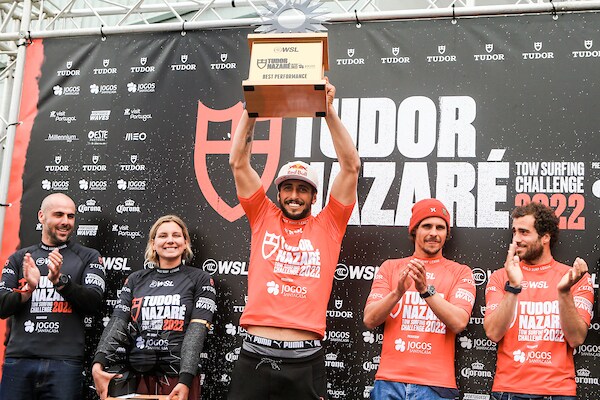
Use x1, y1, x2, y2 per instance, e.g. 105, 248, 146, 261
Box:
227, 78, 360, 400
484, 202, 594, 400
364, 198, 476, 400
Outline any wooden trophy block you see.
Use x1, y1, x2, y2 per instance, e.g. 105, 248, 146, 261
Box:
242, 33, 329, 118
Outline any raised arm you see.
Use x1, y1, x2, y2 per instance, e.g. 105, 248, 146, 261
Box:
229, 110, 262, 198
407, 259, 471, 333
324, 80, 361, 205
557, 257, 590, 348
484, 242, 522, 342
363, 267, 411, 329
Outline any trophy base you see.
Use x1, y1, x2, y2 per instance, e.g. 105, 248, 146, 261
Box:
242, 80, 327, 118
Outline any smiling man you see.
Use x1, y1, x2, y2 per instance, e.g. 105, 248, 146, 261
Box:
227, 79, 360, 400
364, 198, 475, 400
484, 202, 594, 400
0, 193, 105, 399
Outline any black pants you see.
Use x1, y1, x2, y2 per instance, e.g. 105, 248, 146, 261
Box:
227, 347, 327, 400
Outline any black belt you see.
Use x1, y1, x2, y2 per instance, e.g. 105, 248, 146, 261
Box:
244, 332, 322, 349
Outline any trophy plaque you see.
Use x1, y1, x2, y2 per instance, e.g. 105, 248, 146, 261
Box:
242, 32, 329, 118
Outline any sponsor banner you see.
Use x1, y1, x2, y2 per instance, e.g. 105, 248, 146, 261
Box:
6, 13, 600, 400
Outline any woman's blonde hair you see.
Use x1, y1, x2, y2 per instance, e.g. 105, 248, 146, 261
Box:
144, 215, 193, 266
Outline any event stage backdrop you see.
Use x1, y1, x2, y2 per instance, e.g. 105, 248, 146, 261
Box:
2, 11, 600, 400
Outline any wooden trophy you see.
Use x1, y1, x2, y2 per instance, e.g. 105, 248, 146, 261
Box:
242, 33, 329, 118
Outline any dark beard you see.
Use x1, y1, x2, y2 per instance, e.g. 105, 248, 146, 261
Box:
46, 228, 71, 246
279, 200, 311, 220
519, 241, 544, 263
280, 207, 310, 221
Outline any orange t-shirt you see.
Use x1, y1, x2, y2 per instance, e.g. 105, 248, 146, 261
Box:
366, 256, 475, 388
238, 187, 354, 337
485, 260, 594, 396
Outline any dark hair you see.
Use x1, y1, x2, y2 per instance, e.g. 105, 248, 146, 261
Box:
512, 202, 559, 247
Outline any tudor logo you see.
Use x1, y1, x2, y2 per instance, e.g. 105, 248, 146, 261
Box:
66, 61, 73, 69
438, 45, 446, 55
221, 53, 228, 62
92, 155, 99, 164
194, 101, 281, 222
261, 232, 280, 259
534, 42, 542, 52
585, 40, 593, 50
486, 43, 493, 53
181, 54, 188, 63
130, 154, 138, 164
140, 57, 147, 66
54, 155, 62, 164
103, 59, 110, 67
347, 48, 355, 57
335, 299, 343, 309
257, 59, 267, 69
392, 47, 399, 56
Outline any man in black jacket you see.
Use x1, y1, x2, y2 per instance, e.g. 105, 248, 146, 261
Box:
0, 193, 105, 399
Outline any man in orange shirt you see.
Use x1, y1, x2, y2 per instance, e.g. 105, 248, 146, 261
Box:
484, 202, 594, 400
227, 78, 360, 400
364, 198, 476, 400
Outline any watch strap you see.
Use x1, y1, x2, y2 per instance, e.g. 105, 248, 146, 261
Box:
420, 285, 436, 299
504, 281, 522, 294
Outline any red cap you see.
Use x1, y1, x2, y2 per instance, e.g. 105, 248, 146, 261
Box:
408, 198, 450, 234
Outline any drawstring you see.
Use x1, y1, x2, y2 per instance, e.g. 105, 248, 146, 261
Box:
256, 357, 282, 370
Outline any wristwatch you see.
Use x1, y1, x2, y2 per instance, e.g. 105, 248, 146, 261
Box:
54, 274, 70, 289
420, 285, 436, 299
504, 281, 522, 295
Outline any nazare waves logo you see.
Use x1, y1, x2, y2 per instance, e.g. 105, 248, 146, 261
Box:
194, 102, 282, 222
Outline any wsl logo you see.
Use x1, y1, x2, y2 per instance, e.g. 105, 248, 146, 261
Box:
381, 46, 410, 64
572, 39, 600, 58
56, 60, 80, 76
427, 45, 457, 63
473, 43, 505, 62
202, 259, 248, 276
522, 41, 554, 60
336, 48, 365, 66
171, 54, 197, 71
194, 102, 281, 222
94, 59, 117, 74
210, 53, 237, 70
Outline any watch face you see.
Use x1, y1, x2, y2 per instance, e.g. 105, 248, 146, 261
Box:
60, 274, 69, 284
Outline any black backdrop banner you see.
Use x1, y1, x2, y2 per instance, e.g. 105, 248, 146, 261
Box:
4, 11, 600, 400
